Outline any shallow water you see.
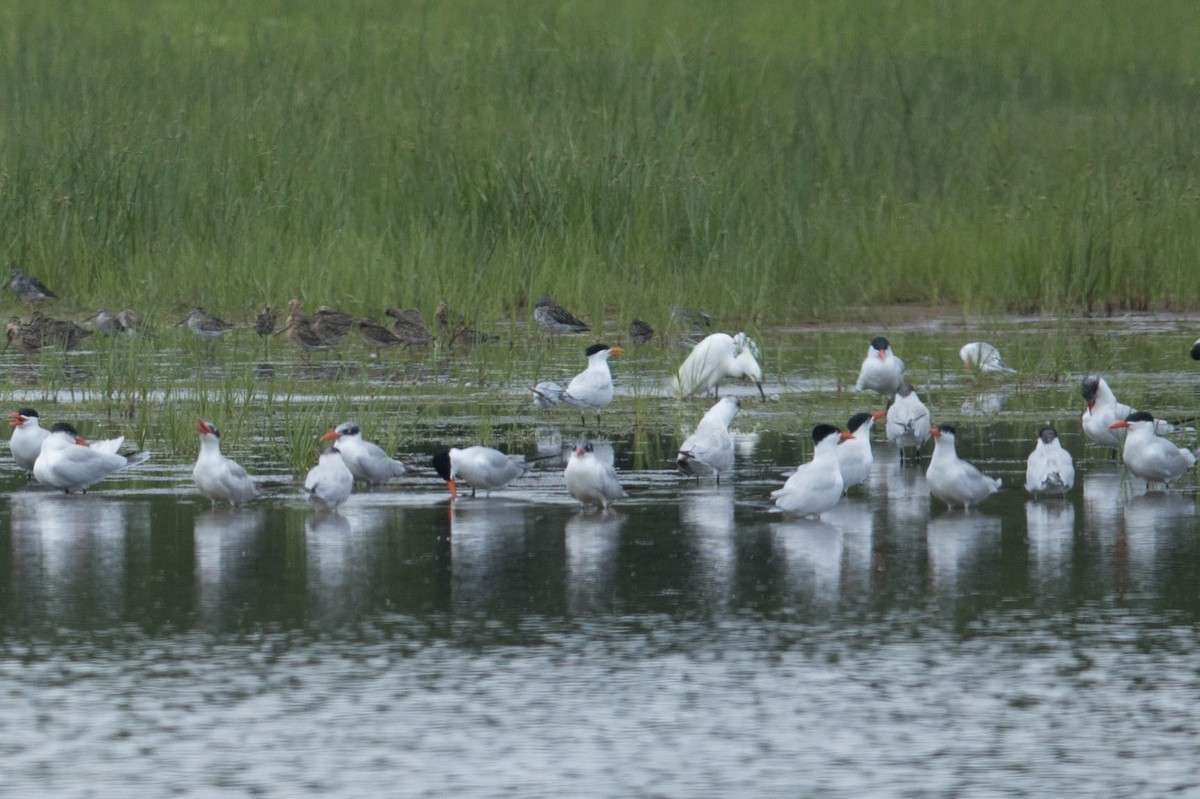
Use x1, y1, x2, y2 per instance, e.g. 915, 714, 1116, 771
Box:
2, 316, 1200, 797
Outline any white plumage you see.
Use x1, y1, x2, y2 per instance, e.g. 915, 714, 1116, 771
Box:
304, 447, 354, 511
561, 344, 625, 426
565, 440, 626, 509
959, 342, 1017, 374
771, 424, 850, 517
676, 396, 740, 481
32, 422, 151, 493
433, 445, 528, 497
1024, 427, 1075, 496
671, 332, 764, 400
193, 419, 260, 506
854, 336, 905, 397
322, 422, 407, 485
1110, 411, 1196, 487
925, 424, 1001, 509
837, 410, 885, 492
885, 382, 931, 459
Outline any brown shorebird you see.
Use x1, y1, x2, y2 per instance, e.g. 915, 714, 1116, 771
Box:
312, 306, 353, 344
629, 319, 654, 344
5, 317, 40, 355
254, 306, 278, 337
534, 293, 589, 336
384, 307, 431, 347
355, 319, 405, 351
435, 301, 497, 348
6, 269, 58, 304
182, 308, 233, 339
29, 311, 92, 349
115, 309, 142, 333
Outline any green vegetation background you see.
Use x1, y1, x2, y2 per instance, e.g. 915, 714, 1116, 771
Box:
2, 0, 1199, 328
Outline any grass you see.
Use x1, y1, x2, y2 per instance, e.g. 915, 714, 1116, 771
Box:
0, 0, 1198, 331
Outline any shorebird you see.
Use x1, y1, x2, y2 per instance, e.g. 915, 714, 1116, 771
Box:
384, 307, 431, 347
629, 319, 655, 345
115, 309, 142, 333
193, 419, 260, 506
182, 308, 233, 339
88, 308, 122, 337
355, 319, 405, 351
432, 446, 528, 498
434, 301, 496, 348
676, 396, 740, 482
6, 269, 57, 304
311, 306, 354, 344
926, 424, 1001, 509
671, 332, 765, 400
29, 311, 92, 349
254, 306, 278, 338
535, 293, 589, 336
565, 440, 625, 509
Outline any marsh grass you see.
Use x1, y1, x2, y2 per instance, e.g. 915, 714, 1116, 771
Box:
1, 1, 1198, 331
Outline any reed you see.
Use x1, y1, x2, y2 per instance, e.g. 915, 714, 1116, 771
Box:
0, 1, 1197, 330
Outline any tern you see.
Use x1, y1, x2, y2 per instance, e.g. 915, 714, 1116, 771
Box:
885, 382, 932, 462
193, 419, 260, 506
10, 409, 125, 478
854, 336, 905, 397
535, 293, 590, 336
676, 396, 740, 482
838, 410, 886, 492
926, 424, 1001, 509
671, 332, 765, 400
304, 447, 354, 511
565, 440, 626, 509
1109, 411, 1197, 488
771, 424, 851, 517
959, 342, 1017, 374
1077, 375, 1176, 455
561, 343, 625, 427
321, 422, 408, 485
432, 446, 528, 498
32, 422, 151, 493
1024, 426, 1075, 497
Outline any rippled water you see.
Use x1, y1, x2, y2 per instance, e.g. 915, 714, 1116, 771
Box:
2, 316, 1200, 797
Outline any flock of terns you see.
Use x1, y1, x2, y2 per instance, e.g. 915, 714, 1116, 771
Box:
2, 266, 1197, 517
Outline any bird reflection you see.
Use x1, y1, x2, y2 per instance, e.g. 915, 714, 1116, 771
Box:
960, 390, 1009, 416
821, 498, 874, 595
734, 430, 760, 461
772, 519, 844, 605
194, 508, 267, 625
450, 501, 528, 611
565, 511, 625, 614
1082, 467, 1125, 545
680, 485, 735, 606
1122, 492, 1194, 591
9, 493, 136, 625
304, 506, 388, 624
925, 512, 1002, 597
1025, 500, 1075, 592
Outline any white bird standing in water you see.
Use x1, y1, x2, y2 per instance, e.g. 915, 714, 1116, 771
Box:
854, 336, 905, 397
192, 419, 260, 506
837, 410, 885, 492
771, 424, 851, 517
925, 424, 1001, 509
321, 422, 408, 485
565, 440, 626, 509
304, 447, 354, 511
959, 342, 1017, 374
1110, 411, 1197, 488
432, 446, 528, 498
561, 343, 625, 428
9, 408, 50, 476
676, 396, 741, 482
885, 382, 932, 462
1077, 374, 1167, 456
671, 332, 765, 400
1024, 426, 1075, 497
32, 422, 151, 493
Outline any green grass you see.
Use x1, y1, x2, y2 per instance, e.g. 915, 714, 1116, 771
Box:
0, 0, 1198, 329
